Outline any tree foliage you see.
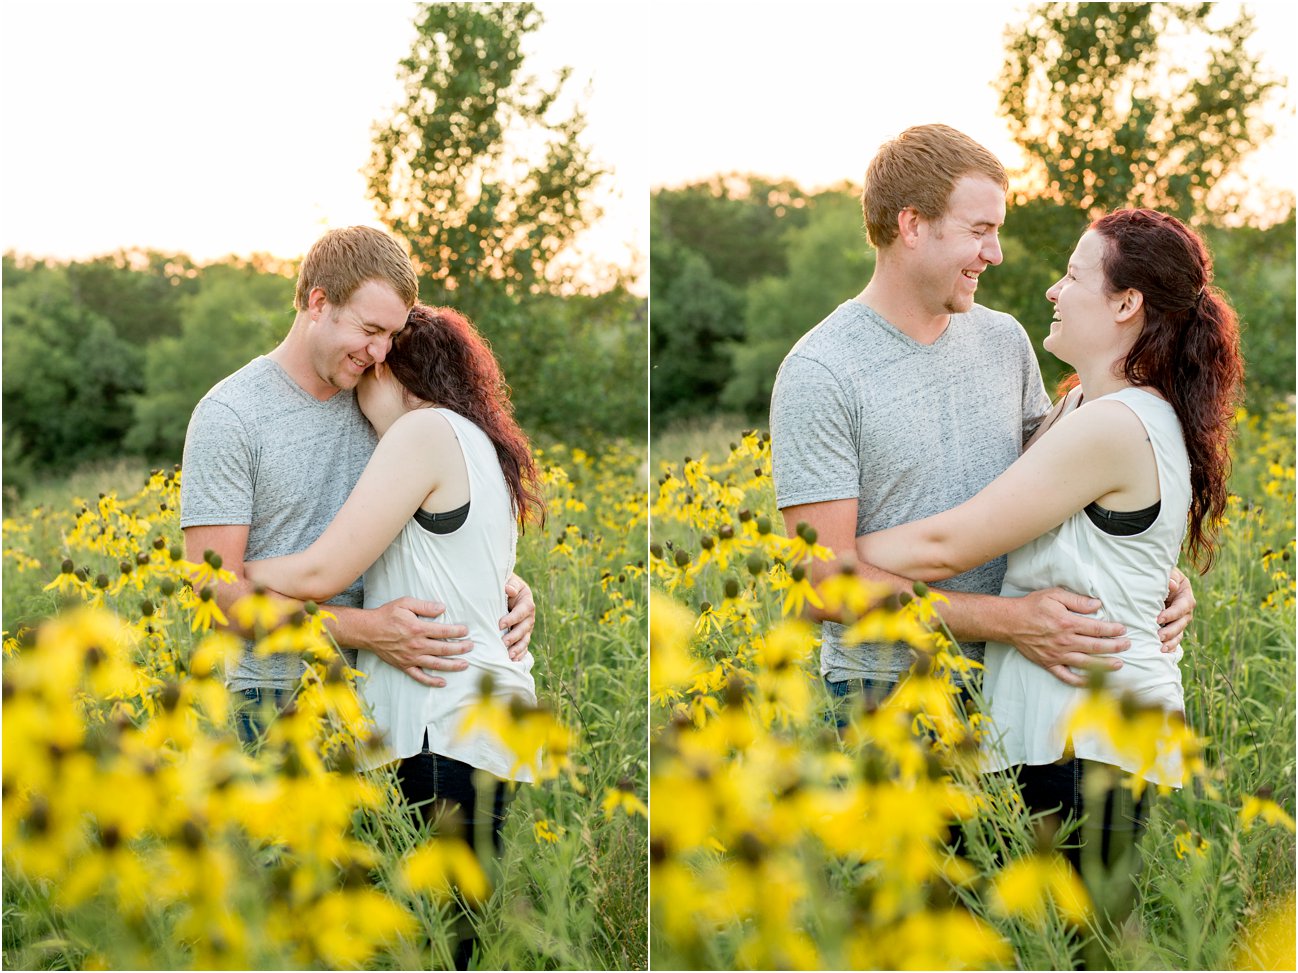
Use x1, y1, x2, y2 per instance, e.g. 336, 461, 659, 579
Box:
649, 178, 816, 425
2, 264, 142, 471
126, 265, 295, 462
652, 176, 813, 289
63, 250, 200, 346
722, 193, 872, 417
649, 229, 743, 426
366, 2, 604, 309
494, 291, 646, 442
998, 2, 1280, 221
1206, 215, 1296, 407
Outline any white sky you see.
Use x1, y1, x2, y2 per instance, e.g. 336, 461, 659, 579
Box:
0, 0, 649, 284
650, 0, 1296, 216
2, 0, 1292, 283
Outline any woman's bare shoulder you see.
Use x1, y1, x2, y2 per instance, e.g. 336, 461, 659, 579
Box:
385, 407, 458, 444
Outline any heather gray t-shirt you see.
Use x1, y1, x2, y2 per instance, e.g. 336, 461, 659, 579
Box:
770, 300, 1051, 683
180, 356, 377, 691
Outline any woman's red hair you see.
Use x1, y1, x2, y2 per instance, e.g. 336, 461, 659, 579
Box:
387, 305, 545, 530
1088, 209, 1244, 572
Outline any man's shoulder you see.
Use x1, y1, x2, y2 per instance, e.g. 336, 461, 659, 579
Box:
780, 301, 869, 370
199, 357, 277, 408
961, 303, 1031, 340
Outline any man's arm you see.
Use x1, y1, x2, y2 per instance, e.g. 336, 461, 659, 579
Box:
780, 499, 1131, 688
184, 524, 471, 688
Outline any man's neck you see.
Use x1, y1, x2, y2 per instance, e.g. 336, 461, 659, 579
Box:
855, 274, 950, 346
267, 318, 339, 402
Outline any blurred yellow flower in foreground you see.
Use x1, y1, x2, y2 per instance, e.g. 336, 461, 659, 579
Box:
1239, 794, 1296, 832
990, 853, 1091, 926
402, 838, 490, 904
1230, 892, 1295, 971
649, 590, 701, 698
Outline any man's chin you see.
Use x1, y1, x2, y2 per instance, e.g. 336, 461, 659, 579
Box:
328, 371, 361, 393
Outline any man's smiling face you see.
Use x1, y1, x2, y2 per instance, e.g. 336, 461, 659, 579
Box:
915, 174, 1007, 315
307, 279, 410, 396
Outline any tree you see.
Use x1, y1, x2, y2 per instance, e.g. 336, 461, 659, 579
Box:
497, 289, 646, 442
649, 177, 817, 425
649, 230, 743, 425
998, 3, 1280, 221
721, 192, 873, 419
126, 263, 294, 462
652, 176, 813, 289
366, 2, 604, 310
2, 265, 142, 470
65, 250, 199, 346
1206, 215, 1296, 409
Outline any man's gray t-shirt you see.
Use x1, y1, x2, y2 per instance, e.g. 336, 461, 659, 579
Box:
770, 300, 1050, 683
180, 356, 377, 691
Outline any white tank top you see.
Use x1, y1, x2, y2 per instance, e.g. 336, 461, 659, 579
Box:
981, 387, 1191, 787
359, 409, 537, 781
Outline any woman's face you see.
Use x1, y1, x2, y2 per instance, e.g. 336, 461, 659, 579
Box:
1043, 229, 1124, 366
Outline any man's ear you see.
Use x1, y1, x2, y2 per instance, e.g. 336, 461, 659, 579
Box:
1114, 288, 1144, 323
897, 207, 923, 248
307, 286, 329, 320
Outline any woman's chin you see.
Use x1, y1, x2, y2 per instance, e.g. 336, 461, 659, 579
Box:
1042, 334, 1070, 364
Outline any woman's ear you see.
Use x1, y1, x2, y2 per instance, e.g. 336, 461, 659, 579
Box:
1114, 288, 1144, 324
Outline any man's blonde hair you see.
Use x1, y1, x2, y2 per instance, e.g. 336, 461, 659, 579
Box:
294, 226, 419, 311
863, 124, 1007, 249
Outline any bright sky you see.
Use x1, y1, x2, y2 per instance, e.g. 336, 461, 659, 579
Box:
649, 0, 1296, 219
3, 1, 1292, 282
1, 0, 648, 285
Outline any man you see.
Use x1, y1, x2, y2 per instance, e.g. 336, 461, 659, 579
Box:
769, 124, 1192, 706
180, 226, 535, 738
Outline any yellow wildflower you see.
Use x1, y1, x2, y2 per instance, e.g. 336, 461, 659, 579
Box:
1240, 794, 1296, 832
401, 837, 490, 904
990, 853, 1090, 926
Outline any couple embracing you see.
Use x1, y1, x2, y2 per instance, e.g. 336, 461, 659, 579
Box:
180, 227, 541, 965
771, 125, 1241, 906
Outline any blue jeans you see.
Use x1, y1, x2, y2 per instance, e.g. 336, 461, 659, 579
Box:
233, 687, 295, 749
825, 675, 980, 735
396, 731, 513, 855
1014, 758, 1150, 873
824, 676, 898, 728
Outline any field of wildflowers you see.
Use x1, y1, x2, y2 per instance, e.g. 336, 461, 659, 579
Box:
2, 441, 648, 970
649, 406, 1295, 971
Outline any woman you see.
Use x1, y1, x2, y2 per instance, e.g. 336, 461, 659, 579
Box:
857, 209, 1242, 866
245, 304, 546, 854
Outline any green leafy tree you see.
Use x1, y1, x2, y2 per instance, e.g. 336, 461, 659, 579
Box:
1206, 215, 1296, 409
649, 231, 743, 426
64, 250, 199, 346
649, 178, 817, 424
2, 265, 142, 470
366, 2, 603, 310
494, 290, 646, 442
722, 192, 873, 419
998, 2, 1280, 221
126, 264, 294, 462
652, 176, 812, 289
